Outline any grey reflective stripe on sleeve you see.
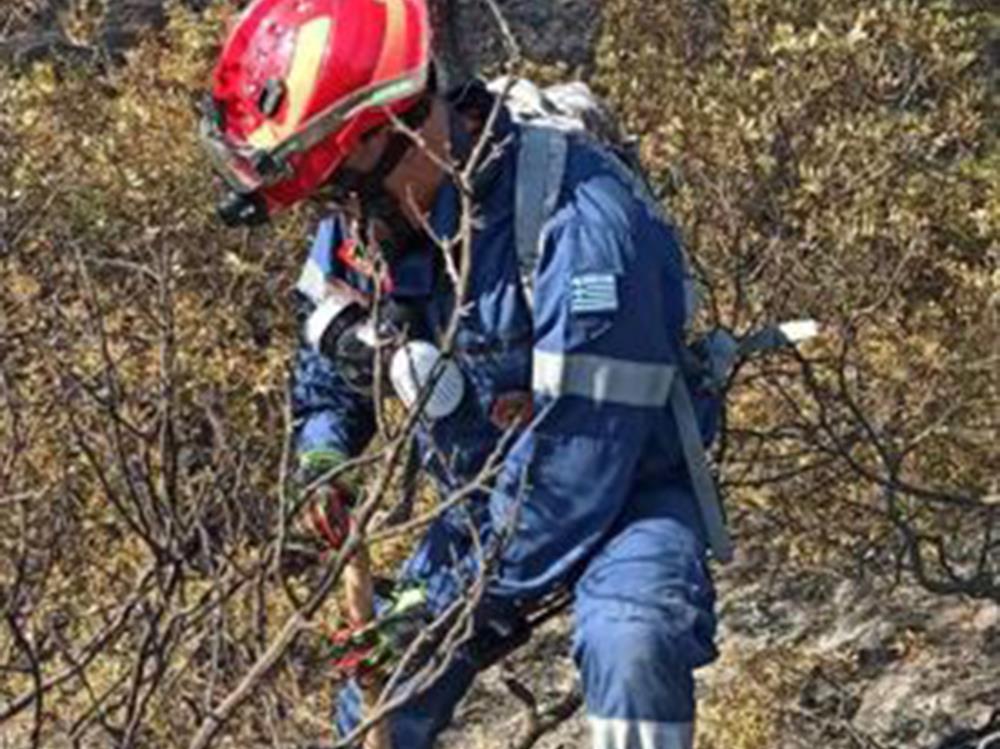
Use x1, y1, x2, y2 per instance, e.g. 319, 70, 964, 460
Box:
532, 350, 676, 408
669, 378, 734, 563
589, 718, 693, 749
305, 295, 350, 350
296, 258, 327, 305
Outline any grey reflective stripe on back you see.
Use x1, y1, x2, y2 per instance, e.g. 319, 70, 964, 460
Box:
533, 349, 733, 562
589, 718, 694, 749
533, 350, 676, 408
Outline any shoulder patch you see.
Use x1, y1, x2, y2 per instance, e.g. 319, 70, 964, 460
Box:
570, 273, 618, 314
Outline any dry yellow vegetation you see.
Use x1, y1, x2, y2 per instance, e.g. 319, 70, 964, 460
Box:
0, 0, 996, 746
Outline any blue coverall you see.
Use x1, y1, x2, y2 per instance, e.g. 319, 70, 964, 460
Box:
291, 83, 719, 749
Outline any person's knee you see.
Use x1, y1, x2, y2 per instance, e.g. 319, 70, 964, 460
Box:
572, 517, 718, 728
574, 614, 699, 722
574, 518, 718, 675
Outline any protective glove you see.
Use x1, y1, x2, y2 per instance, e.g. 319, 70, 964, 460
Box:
293, 449, 358, 553
327, 583, 431, 684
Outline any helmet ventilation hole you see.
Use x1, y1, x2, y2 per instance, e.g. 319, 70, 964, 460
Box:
259, 78, 286, 117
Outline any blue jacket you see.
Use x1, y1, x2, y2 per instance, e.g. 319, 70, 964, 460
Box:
291, 85, 710, 603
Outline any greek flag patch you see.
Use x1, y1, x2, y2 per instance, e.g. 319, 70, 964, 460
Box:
570, 273, 618, 314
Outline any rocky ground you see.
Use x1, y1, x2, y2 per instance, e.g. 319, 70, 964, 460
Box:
0, 0, 601, 71
439, 0, 602, 77
439, 550, 1000, 749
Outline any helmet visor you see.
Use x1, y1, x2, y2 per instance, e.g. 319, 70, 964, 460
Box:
199, 66, 428, 197
275, 67, 429, 160
198, 103, 273, 194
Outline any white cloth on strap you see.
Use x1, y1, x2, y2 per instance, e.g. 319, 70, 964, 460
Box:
296, 257, 327, 305
590, 718, 694, 749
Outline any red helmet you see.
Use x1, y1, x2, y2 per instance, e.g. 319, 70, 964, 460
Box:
201, 0, 432, 224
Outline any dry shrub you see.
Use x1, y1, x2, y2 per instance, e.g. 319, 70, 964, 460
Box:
697, 647, 818, 749
0, 5, 333, 746
596, 1, 997, 743
597, 0, 997, 575
1, 0, 998, 746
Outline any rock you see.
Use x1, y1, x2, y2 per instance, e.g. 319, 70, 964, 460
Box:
934, 712, 1000, 749
1, 0, 199, 67
853, 620, 901, 677
440, 0, 603, 79
98, 0, 168, 61
0, 29, 94, 66
972, 603, 1000, 633
2, 0, 604, 78
438, 613, 589, 749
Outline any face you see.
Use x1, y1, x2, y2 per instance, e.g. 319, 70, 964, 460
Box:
319, 128, 390, 225
311, 129, 391, 252
316, 97, 449, 255
343, 127, 392, 175
326, 148, 427, 251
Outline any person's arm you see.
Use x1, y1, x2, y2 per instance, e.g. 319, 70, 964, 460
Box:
489, 173, 691, 600
289, 218, 379, 554
291, 341, 376, 472
291, 217, 377, 470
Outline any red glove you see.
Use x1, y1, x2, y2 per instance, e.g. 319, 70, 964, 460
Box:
306, 483, 354, 551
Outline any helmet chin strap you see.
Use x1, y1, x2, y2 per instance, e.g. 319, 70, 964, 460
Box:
358, 185, 422, 263
322, 95, 433, 262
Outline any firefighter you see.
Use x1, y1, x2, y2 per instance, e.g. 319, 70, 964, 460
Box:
201, 1, 719, 746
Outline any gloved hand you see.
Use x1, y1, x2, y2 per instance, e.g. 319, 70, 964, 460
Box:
327, 583, 431, 684
306, 483, 354, 551
292, 449, 358, 553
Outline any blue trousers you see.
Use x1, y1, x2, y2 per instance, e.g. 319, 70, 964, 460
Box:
335, 482, 717, 749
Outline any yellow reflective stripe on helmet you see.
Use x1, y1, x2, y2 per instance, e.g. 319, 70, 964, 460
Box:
372, 0, 408, 84
247, 16, 331, 150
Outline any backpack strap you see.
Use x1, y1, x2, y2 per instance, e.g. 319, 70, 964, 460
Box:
670, 379, 734, 562
514, 124, 569, 300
